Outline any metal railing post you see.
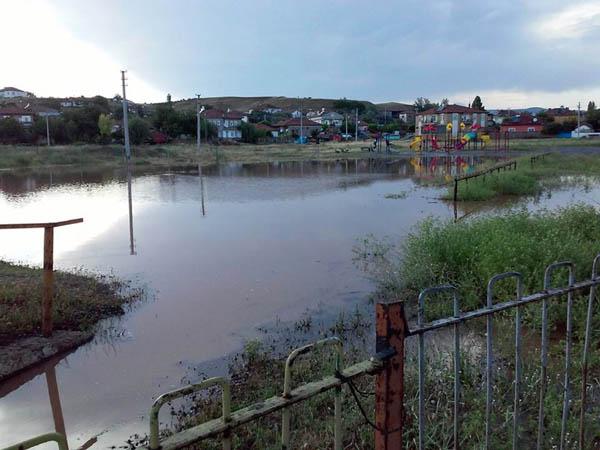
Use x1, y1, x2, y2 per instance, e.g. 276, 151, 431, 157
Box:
375, 301, 406, 449
537, 261, 575, 450
579, 255, 600, 449
149, 377, 231, 450
281, 337, 343, 450
1, 433, 68, 450
418, 285, 460, 450
485, 272, 523, 450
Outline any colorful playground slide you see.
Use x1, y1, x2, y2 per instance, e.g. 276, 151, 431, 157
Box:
409, 136, 422, 150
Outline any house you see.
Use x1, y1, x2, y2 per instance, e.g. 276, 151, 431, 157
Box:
261, 106, 282, 114
311, 111, 344, 127
274, 118, 321, 137
60, 98, 85, 108
0, 87, 34, 99
377, 103, 416, 124
202, 109, 245, 140
290, 110, 302, 119
546, 107, 578, 124
499, 114, 542, 137
572, 124, 600, 139
0, 106, 35, 125
255, 123, 279, 138
416, 104, 488, 137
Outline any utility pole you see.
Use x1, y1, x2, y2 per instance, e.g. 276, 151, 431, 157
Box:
121, 70, 131, 160
299, 97, 303, 144
345, 113, 348, 138
577, 101, 581, 136
45, 115, 50, 146
196, 94, 201, 152
355, 108, 358, 142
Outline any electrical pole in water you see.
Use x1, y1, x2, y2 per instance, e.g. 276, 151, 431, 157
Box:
121, 70, 131, 161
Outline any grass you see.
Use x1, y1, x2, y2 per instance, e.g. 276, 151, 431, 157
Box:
444, 153, 600, 201
0, 260, 143, 344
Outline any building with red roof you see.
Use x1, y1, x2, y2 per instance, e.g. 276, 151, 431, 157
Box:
273, 118, 321, 136
416, 104, 490, 137
500, 114, 542, 137
201, 109, 246, 140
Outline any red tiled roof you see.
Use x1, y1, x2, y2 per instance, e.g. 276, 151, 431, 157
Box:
0, 106, 33, 115
274, 118, 321, 127
501, 114, 540, 126
417, 104, 485, 115
0, 87, 25, 92
202, 109, 244, 120
255, 123, 276, 131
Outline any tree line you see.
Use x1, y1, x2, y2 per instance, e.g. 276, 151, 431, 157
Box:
0, 96, 218, 145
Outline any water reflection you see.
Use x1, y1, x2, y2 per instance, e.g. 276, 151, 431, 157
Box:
127, 163, 135, 256
0, 155, 512, 448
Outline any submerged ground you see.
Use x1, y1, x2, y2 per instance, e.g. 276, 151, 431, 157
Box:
0, 148, 599, 448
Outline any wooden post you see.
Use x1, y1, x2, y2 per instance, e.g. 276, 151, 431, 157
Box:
375, 301, 406, 449
453, 178, 458, 203
42, 226, 55, 337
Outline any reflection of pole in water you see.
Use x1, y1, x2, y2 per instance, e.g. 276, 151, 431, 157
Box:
198, 163, 206, 216
46, 366, 68, 448
127, 163, 135, 255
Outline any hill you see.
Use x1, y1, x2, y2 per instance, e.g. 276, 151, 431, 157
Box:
166, 96, 376, 113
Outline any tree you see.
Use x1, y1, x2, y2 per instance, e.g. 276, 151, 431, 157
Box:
472, 96, 484, 110
241, 122, 268, 143
129, 117, 151, 145
333, 98, 366, 115
152, 104, 182, 137
587, 101, 596, 114
98, 113, 114, 143
440, 98, 449, 108
414, 97, 438, 112
0, 118, 25, 143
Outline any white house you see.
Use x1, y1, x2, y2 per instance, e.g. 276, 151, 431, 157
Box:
202, 109, 245, 140
0, 87, 33, 99
311, 111, 344, 127
290, 110, 302, 119
572, 124, 600, 139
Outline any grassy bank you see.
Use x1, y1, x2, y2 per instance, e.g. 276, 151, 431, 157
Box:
0, 142, 388, 171
445, 152, 600, 201
0, 261, 142, 345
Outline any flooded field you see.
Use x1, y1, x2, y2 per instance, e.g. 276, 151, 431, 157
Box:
0, 155, 597, 448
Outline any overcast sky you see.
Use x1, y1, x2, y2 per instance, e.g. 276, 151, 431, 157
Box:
3, 0, 600, 108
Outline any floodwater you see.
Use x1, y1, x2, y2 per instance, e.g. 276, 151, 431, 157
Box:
0, 155, 594, 448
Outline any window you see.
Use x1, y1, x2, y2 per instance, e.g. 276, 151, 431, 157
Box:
508, 127, 516, 132
527, 127, 535, 132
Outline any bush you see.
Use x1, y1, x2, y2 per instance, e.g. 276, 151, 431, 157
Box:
129, 117, 151, 145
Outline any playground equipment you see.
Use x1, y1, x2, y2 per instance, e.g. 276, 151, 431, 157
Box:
412, 122, 509, 152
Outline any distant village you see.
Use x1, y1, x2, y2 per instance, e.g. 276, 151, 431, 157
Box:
0, 86, 598, 145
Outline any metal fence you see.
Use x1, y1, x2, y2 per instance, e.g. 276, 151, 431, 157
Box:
4, 256, 600, 450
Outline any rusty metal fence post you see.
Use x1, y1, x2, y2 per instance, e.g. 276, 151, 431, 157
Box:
0, 218, 83, 337
375, 301, 406, 450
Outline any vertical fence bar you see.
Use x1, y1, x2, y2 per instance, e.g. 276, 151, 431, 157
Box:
418, 286, 459, 450
486, 272, 523, 450
485, 280, 493, 450
282, 338, 343, 450
513, 280, 523, 450
560, 266, 575, 450
42, 226, 54, 337
375, 301, 406, 450
579, 255, 600, 449
537, 262, 574, 450
453, 292, 461, 450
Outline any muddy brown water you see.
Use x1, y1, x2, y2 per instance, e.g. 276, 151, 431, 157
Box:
0, 155, 596, 448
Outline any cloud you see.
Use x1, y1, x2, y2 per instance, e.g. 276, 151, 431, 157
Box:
0, 0, 164, 102
4, 0, 600, 107
535, 2, 600, 40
